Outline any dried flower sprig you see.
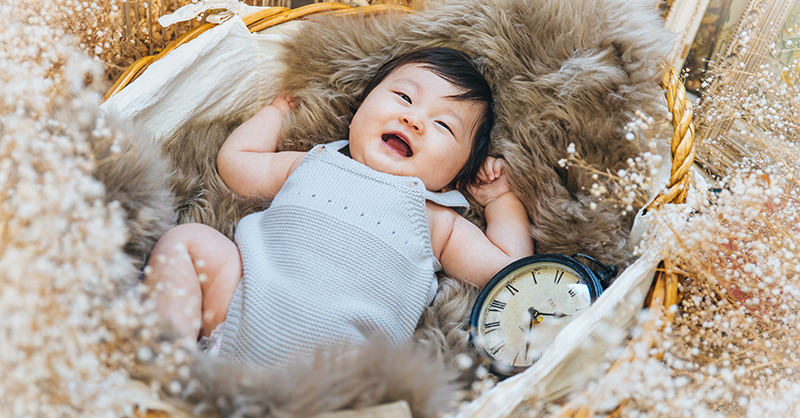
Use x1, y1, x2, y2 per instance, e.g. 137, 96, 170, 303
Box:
558, 110, 665, 216
627, 160, 800, 416
1, 2, 192, 415
516, 35, 800, 417
559, 44, 800, 417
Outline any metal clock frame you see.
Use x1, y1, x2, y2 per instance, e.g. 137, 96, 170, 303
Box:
469, 253, 609, 378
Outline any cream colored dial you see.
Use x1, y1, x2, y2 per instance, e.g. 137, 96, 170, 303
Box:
475, 262, 593, 370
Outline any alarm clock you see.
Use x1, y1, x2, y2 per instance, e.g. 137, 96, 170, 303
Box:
469, 253, 616, 378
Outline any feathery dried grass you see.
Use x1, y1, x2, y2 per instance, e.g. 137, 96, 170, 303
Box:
537, 41, 800, 417
14, 0, 800, 415
0, 2, 192, 415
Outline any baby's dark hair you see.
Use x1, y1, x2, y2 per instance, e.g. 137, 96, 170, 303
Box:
360, 47, 494, 190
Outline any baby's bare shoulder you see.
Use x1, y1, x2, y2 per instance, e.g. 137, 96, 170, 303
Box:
425, 200, 458, 224
425, 201, 458, 259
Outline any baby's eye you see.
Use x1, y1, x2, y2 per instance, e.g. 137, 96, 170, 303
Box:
436, 120, 454, 135
394, 91, 412, 104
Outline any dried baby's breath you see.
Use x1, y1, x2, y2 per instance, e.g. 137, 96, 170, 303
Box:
553, 45, 800, 416
7, 0, 800, 415
626, 42, 800, 416
528, 39, 800, 416
0, 1, 192, 415
561, 110, 663, 217
629, 162, 800, 416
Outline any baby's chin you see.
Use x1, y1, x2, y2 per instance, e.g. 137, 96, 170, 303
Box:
350, 143, 450, 191
362, 159, 443, 191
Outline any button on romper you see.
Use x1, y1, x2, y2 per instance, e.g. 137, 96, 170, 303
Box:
218, 140, 469, 367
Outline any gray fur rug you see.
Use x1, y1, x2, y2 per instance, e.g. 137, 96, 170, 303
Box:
94, 0, 673, 415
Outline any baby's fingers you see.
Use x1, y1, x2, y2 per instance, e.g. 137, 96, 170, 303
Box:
272, 93, 297, 114
481, 157, 503, 182
490, 158, 506, 180
476, 162, 491, 184
483, 158, 497, 182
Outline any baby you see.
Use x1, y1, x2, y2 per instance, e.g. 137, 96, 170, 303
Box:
147, 47, 534, 367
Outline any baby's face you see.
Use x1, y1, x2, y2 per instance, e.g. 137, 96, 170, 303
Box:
349, 64, 484, 191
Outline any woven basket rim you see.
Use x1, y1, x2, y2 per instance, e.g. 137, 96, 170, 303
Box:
105, 5, 697, 416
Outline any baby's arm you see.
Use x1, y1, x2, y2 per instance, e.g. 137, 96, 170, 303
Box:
217, 95, 306, 198
436, 157, 534, 288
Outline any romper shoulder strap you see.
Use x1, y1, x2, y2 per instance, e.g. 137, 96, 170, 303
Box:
308, 139, 349, 154
327, 139, 350, 151
425, 189, 469, 215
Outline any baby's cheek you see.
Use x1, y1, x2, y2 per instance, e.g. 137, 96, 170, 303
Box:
435, 155, 460, 178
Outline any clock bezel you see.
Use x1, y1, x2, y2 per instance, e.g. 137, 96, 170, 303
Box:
469, 253, 605, 378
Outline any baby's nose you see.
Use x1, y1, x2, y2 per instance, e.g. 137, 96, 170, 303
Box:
400, 114, 423, 132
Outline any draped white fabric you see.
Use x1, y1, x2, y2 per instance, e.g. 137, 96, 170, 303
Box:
101, 16, 301, 142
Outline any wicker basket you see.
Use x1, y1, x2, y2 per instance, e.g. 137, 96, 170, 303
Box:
105, 3, 696, 417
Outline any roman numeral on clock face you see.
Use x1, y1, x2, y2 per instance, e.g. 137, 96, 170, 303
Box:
488, 300, 506, 312
554, 270, 565, 284
490, 344, 505, 356
485, 321, 501, 329
568, 287, 577, 297
506, 283, 519, 295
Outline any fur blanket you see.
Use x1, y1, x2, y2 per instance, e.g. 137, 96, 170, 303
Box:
95, 0, 674, 415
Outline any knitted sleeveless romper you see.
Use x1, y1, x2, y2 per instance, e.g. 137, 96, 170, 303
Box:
218, 140, 469, 367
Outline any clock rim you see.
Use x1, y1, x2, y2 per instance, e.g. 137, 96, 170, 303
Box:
468, 253, 605, 378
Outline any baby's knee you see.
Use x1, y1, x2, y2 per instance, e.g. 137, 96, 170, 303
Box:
163, 222, 213, 241
155, 223, 214, 251
155, 223, 238, 269
150, 223, 210, 265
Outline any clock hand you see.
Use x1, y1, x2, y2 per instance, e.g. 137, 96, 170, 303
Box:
525, 314, 533, 360
528, 307, 568, 319
537, 312, 568, 318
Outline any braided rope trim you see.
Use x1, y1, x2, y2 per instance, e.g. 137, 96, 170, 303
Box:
557, 67, 696, 418
647, 65, 695, 321
649, 66, 697, 208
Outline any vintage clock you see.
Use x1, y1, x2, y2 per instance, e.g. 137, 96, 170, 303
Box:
470, 254, 616, 378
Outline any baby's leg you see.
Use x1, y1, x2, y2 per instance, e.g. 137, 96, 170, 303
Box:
146, 223, 241, 338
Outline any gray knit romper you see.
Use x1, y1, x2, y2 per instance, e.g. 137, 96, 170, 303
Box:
218, 140, 469, 367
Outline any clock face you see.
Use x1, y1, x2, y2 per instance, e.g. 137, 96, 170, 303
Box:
472, 257, 600, 376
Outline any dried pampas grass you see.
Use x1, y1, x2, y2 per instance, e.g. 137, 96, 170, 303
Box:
10, 0, 800, 416
547, 46, 800, 416
0, 2, 185, 415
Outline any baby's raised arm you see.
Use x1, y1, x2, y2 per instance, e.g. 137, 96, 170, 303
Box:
217, 95, 305, 198
435, 157, 534, 288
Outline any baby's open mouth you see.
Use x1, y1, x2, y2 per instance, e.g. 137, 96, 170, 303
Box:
382, 133, 413, 157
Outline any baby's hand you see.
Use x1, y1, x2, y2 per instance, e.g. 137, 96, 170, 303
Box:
468, 157, 513, 207
271, 93, 297, 116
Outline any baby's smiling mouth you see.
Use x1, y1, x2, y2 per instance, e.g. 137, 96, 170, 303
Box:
382, 133, 413, 157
